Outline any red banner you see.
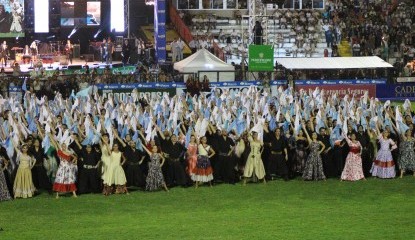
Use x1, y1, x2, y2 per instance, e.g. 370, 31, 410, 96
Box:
295, 84, 376, 98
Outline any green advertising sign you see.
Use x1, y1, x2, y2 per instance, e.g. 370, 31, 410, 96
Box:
248, 45, 274, 72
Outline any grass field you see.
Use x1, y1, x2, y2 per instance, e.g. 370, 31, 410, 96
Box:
1, 177, 415, 240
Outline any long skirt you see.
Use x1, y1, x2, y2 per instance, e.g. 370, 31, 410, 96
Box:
165, 159, 188, 187
341, 153, 365, 181
0, 170, 11, 201
53, 161, 78, 193
32, 165, 51, 190
215, 155, 236, 183
125, 163, 145, 188
268, 153, 289, 179
14, 166, 36, 198
191, 155, 213, 182
78, 168, 102, 194
371, 150, 396, 179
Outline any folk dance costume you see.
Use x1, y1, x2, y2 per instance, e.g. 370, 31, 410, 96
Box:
29, 146, 51, 191
78, 147, 101, 194
302, 142, 326, 181
292, 138, 308, 174
0, 158, 12, 201
124, 146, 145, 188
243, 138, 265, 180
53, 150, 77, 193
397, 138, 415, 173
186, 143, 198, 176
191, 144, 213, 183
341, 136, 365, 181
163, 141, 187, 187
101, 145, 113, 194
146, 154, 166, 191
371, 136, 397, 179
268, 134, 289, 180
13, 153, 36, 198
102, 151, 128, 194
215, 135, 236, 184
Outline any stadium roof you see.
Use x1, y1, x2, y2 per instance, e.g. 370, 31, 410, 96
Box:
275, 56, 393, 70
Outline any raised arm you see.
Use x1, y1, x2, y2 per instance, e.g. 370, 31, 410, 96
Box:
302, 124, 312, 145
113, 128, 126, 148
48, 133, 60, 150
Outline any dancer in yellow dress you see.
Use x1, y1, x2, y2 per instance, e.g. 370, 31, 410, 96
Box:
243, 132, 266, 185
13, 144, 36, 199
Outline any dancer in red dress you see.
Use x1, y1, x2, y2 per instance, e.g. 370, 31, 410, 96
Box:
341, 133, 365, 181
50, 134, 78, 198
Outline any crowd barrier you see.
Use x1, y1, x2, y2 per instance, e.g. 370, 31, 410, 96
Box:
10, 78, 414, 102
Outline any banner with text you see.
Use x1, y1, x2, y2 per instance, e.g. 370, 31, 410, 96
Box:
154, 0, 166, 63
376, 83, 415, 100
248, 45, 274, 72
295, 84, 377, 98
97, 83, 176, 101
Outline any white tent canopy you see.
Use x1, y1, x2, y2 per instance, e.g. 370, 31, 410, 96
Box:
174, 49, 235, 82
275, 56, 393, 69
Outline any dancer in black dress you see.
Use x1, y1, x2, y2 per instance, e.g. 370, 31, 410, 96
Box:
292, 129, 308, 175
163, 135, 187, 187
267, 128, 289, 180
78, 145, 102, 194
214, 129, 236, 184
356, 125, 372, 177
318, 127, 335, 178
29, 139, 51, 191
120, 139, 145, 188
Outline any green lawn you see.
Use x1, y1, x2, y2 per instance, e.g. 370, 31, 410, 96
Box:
1, 177, 415, 240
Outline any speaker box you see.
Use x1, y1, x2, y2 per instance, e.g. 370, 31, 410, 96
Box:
68, 65, 82, 70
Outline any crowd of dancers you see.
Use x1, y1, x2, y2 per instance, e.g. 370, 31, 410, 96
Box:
1, 85, 415, 201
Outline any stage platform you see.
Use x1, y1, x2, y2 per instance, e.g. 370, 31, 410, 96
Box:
2, 58, 125, 74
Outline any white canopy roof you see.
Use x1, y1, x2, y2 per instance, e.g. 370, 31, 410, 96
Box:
275, 56, 393, 69
174, 49, 235, 82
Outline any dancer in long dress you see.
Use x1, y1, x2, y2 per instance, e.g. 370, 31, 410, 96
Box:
121, 139, 145, 189
302, 125, 326, 181
370, 125, 397, 179
292, 129, 308, 175
100, 133, 113, 195
392, 123, 415, 178
143, 145, 169, 192
191, 136, 215, 188
49, 135, 78, 198
109, 143, 128, 194
341, 133, 365, 181
29, 139, 51, 191
186, 135, 198, 176
13, 144, 36, 199
0, 156, 12, 201
78, 144, 102, 194
243, 132, 266, 185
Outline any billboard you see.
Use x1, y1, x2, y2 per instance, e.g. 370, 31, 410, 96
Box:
248, 45, 274, 71
0, 0, 24, 37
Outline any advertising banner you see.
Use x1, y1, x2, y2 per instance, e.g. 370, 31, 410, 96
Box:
295, 84, 376, 98
99, 87, 176, 102
376, 83, 415, 100
8, 86, 23, 99
248, 45, 274, 71
154, 0, 166, 63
